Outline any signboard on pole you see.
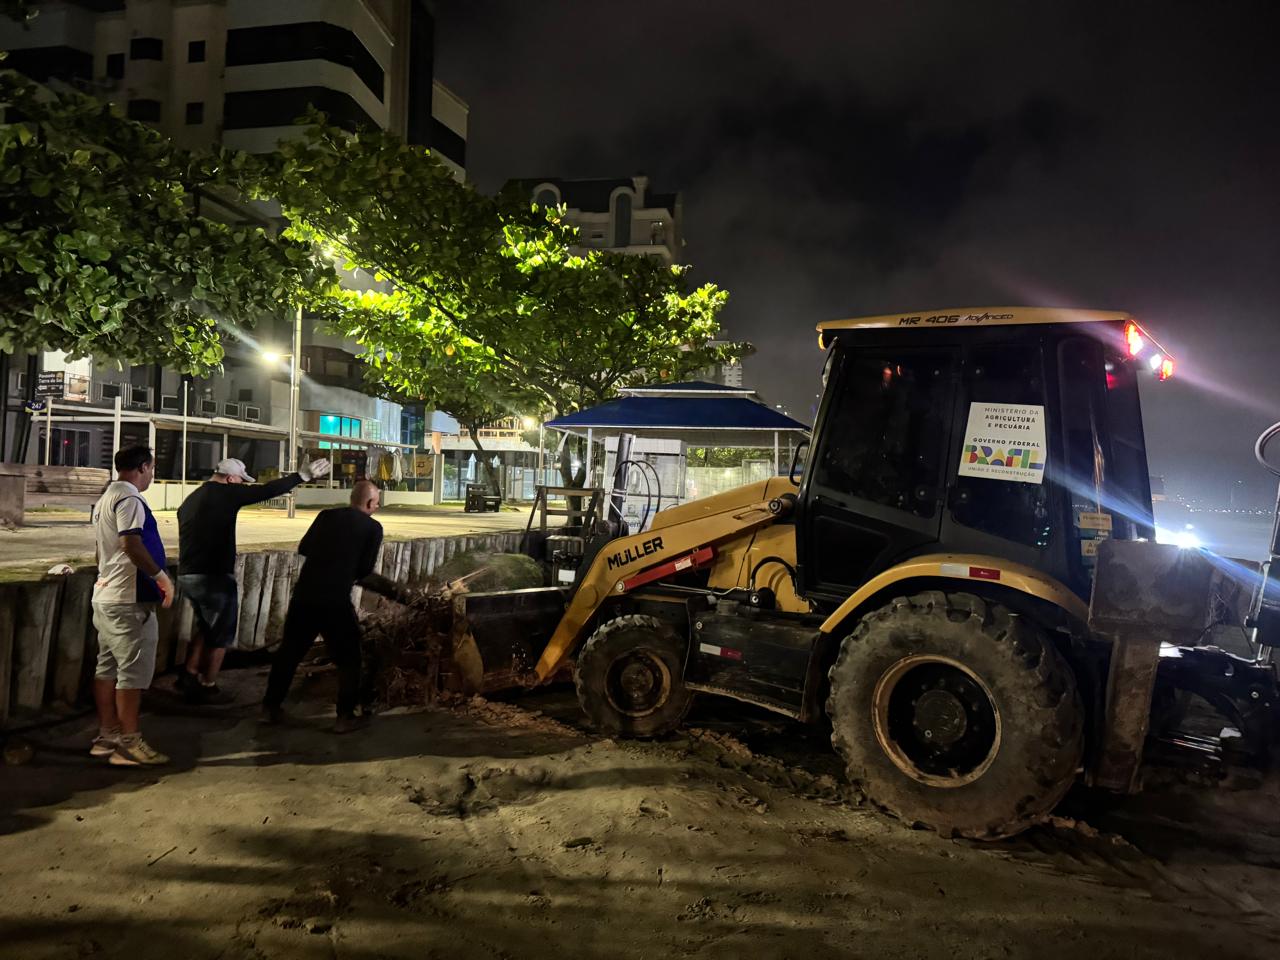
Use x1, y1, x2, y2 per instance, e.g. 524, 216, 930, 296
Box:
35, 371, 65, 399
23, 400, 46, 414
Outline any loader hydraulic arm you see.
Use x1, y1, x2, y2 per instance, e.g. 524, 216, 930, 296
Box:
529, 495, 793, 682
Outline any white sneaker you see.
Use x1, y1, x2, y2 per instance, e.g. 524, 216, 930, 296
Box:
89, 731, 120, 758
109, 736, 169, 766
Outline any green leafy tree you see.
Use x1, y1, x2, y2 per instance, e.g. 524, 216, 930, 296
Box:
0, 71, 332, 372
348, 293, 544, 495
244, 117, 743, 486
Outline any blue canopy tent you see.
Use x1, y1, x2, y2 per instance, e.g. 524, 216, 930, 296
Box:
543, 382, 810, 490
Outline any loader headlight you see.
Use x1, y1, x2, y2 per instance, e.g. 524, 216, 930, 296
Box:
1156, 525, 1202, 550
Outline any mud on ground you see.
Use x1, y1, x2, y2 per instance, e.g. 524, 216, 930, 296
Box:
2, 669, 1279, 959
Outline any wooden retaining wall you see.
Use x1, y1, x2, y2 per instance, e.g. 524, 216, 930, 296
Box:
0, 529, 524, 727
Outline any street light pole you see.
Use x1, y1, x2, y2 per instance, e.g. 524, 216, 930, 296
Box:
288, 304, 301, 519
181, 379, 189, 499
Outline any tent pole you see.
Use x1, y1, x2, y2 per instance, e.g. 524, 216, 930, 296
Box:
773, 431, 779, 475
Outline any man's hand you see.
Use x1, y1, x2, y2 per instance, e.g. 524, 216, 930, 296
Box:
155, 570, 175, 609
299, 458, 332, 482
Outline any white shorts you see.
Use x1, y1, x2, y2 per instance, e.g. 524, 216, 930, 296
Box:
91, 601, 159, 690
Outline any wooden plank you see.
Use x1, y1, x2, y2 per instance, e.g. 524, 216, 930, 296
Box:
13, 581, 62, 712
425, 538, 444, 578
0, 584, 17, 725
236, 553, 267, 649
265, 551, 294, 648
409, 539, 428, 586
394, 540, 412, 585
79, 612, 100, 708
174, 582, 194, 668
252, 553, 277, 650
154, 595, 181, 674
49, 572, 95, 705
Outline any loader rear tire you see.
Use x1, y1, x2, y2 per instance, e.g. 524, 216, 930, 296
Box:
576, 615, 693, 738
827, 591, 1083, 840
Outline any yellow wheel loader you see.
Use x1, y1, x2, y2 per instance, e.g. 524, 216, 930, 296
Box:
448, 307, 1280, 840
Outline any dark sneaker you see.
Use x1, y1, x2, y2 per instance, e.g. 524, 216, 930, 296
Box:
259, 704, 286, 725
333, 714, 370, 735
174, 670, 200, 694
109, 736, 169, 766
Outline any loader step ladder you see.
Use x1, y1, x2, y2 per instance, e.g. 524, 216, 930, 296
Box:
526, 485, 605, 534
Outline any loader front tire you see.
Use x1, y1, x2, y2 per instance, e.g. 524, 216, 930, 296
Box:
827, 591, 1083, 840
576, 615, 693, 738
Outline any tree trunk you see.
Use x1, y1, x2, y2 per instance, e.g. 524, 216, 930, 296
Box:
558, 435, 588, 532
466, 423, 502, 497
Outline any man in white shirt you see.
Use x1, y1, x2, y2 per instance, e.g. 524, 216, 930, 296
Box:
89, 445, 174, 766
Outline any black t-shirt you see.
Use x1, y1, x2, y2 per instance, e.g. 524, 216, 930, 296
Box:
177, 475, 303, 575
293, 506, 384, 599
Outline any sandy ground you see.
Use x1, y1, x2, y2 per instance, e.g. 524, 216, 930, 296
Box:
3, 668, 1280, 960
0, 505, 527, 572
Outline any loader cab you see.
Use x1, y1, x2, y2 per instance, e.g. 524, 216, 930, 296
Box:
797, 309, 1163, 605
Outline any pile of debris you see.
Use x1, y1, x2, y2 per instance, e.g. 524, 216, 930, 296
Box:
359, 551, 544, 708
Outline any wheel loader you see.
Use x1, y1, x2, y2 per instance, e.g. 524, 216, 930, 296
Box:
446, 307, 1280, 840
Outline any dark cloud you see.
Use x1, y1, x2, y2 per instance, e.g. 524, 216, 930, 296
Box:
436, 1, 1280, 504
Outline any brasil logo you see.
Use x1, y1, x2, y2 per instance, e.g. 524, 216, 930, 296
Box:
964, 444, 1044, 472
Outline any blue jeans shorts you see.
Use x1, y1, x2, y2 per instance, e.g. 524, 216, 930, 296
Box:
178, 573, 239, 649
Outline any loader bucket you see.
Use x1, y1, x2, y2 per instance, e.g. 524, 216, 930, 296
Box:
444, 587, 568, 694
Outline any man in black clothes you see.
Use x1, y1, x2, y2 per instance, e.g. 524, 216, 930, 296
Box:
176, 456, 331, 702
261, 478, 390, 733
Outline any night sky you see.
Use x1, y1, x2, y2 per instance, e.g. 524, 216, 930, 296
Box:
436, 2, 1280, 506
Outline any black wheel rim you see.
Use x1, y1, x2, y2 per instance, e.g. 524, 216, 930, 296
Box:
872, 655, 1001, 787
604, 649, 671, 718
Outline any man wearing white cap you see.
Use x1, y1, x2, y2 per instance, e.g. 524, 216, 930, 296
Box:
175, 456, 330, 702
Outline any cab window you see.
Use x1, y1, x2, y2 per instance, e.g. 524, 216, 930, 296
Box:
950, 343, 1051, 547
813, 349, 953, 518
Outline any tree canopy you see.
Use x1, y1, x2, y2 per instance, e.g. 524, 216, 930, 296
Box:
0, 70, 331, 372
244, 117, 742, 420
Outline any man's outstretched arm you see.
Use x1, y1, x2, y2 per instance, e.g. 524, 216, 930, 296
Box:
230, 458, 332, 506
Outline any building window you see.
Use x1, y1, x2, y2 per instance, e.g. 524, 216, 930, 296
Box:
185, 101, 204, 125
535, 188, 558, 208
318, 414, 362, 450
613, 193, 632, 247
188, 40, 205, 63
129, 37, 163, 61
105, 52, 125, 79
48, 428, 92, 467
126, 99, 161, 122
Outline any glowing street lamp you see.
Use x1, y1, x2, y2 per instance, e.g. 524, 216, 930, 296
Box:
262, 306, 302, 516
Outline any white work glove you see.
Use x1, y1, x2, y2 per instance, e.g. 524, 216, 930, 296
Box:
299, 458, 331, 482
154, 570, 174, 609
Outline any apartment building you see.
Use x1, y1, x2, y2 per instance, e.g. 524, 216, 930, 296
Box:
0, 0, 467, 483
511, 175, 683, 265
